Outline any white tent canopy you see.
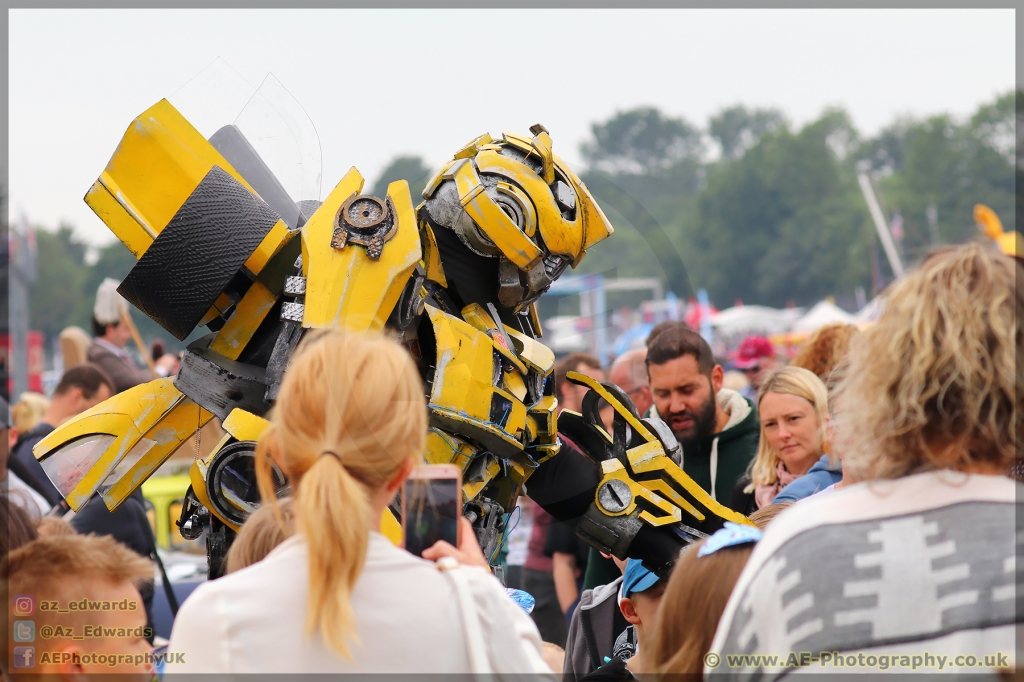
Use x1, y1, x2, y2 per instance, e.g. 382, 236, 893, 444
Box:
710, 305, 804, 336
792, 300, 857, 333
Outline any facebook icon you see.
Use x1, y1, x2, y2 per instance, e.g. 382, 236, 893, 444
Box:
13, 646, 35, 668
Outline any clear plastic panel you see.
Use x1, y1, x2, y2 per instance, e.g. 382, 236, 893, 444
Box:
168, 58, 322, 209
237, 74, 322, 204
40, 435, 116, 497
97, 437, 157, 505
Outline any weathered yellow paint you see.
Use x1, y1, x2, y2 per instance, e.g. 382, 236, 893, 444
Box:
453, 133, 494, 160
459, 303, 528, 375
426, 306, 529, 457
210, 281, 278, 360
33, 378, 194, 511
243, 219, 292, 275
530, 129, 555, 184
505, 326, 555, 375
503, 369, 528, 402
188, 457, 241, 532
84, 178, 154, 258
99, 398, 215, 510
552, 152, 615, 259
85, 99, 257, 258
421, 159, 457, 199
420, 222, 448, 287
302, 171, 421, 331
528, 303, 543, 338
453, 161, 544, 270
222, 408, 272, 442
475, 149, 582, 260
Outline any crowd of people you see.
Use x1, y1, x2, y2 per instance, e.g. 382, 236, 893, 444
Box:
1, 242, 1020, 680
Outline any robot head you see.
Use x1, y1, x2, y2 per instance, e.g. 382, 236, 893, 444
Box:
421, 125, 613, 312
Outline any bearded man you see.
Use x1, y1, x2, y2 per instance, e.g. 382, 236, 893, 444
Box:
646, 326, 759, 503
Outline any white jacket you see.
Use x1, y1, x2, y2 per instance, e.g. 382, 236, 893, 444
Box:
167, 532, 554, 676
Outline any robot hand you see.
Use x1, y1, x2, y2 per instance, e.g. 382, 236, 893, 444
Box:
557, 371, 753, 574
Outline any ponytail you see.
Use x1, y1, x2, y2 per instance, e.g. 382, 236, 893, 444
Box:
297, 454, 369, 657
254, 330, 427, 659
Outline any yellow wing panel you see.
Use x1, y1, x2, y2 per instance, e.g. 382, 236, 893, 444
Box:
86, 99, 256, 257
302, 171, 421, 331
33, 378, 191, 510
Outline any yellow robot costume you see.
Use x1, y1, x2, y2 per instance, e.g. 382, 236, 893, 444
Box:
34, 77, 750, 578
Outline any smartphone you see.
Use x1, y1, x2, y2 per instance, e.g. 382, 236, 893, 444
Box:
401, 464, 462, 558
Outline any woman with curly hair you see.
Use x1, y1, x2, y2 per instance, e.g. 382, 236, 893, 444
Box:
709, 244, 1021, 677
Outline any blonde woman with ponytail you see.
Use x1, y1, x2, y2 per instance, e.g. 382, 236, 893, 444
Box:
168, 330, 552, 676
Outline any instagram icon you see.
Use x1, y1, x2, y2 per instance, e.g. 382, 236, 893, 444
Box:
13, 595, 34, 616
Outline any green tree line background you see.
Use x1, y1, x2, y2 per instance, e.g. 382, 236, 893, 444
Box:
28, 91, 1018, 352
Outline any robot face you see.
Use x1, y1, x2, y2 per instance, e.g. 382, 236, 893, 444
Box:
422, 125, 614, 311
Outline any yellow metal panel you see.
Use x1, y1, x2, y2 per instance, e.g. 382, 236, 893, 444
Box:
454, 133, 495, 160
92, 99, 256, 255
427, 307, 494, 423
528, 303, 543, 338
530, 130, 555, 184
33, 378, 188, 510
380, 508, 402, 546
188, 457, 240, 533
84, 180, 154, 258
243, 219, 293, 275
505, 326, 555, 375
425, 428, 477, 470
454, 162, 544, 270
100, 400, 215, 510
302, 171, 421, 331
420, 222, 448, 287
459, 303, 528, 376
222, 408, 272, 442
210, 281, 278, 360
552, 152, 614, 258
474, 150, 582, 260
503, 370, 528, 402
422, 159, 457, 199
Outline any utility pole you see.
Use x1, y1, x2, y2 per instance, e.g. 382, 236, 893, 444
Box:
857, 172, 905, 279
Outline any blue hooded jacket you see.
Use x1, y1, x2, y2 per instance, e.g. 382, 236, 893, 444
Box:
772, 454, 842, 503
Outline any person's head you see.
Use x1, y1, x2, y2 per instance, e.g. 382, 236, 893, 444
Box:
1, 494, 39, 559
646, 326, 723, 444
834, 244, 1021, 479
748, 367, 830, 488
646, 320, 690, 347
92, 278, 132, 347
48, 364, 114, 424
553, 352, 603, 414
790, 323, 859, 387
733, 335, 777, 390
609, 347, 652, 416
747, 501, 793, 529
58, 326, 92, 369
90, 315, 132, 347
2, 534, 154, 681
255, 329, 426, 659
541, 643, 565, 674
619, 559, 668, 643
36, 516, 77, 539
649, 524, 760, 676
226, 497, 295, 573
12, 393, 49, 434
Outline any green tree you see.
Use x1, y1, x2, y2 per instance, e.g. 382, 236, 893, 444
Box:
708, 105, 785, 160
689, 109, 872, 306
30, 225, 91, 341
371, 155, 432, 201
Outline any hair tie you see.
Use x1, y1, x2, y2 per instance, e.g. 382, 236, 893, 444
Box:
320, 450, 342, 462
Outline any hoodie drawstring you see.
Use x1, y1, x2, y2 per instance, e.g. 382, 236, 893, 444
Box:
710, 436, 720, 501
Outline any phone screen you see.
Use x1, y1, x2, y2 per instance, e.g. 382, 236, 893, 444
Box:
402, 476, 461, 558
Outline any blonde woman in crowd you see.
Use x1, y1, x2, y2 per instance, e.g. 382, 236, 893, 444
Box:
12, 392, 48, 434
710, 244, 1021, 676
168, 330, 552, 676
728, 367, 831, 514
58, 325, 91, 369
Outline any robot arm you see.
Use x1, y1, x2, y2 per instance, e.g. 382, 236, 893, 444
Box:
548, 372, 754, 574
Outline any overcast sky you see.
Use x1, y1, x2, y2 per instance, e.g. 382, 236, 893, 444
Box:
9, 8, 1016, 246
